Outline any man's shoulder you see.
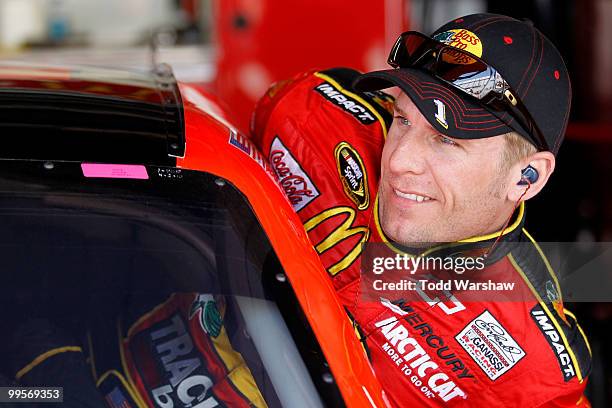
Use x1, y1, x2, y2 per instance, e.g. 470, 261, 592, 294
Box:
251, 67, 393, 134
249, 66, 391, 228
508, 228, 591, 381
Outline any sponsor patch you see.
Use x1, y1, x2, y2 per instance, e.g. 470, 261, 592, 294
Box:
130, 313, 222, 408
269, 136, 320, 211
455, 310, 525, 380
334, 142, 369, 210
380, 298, 475, 381
228, 129, 272, 173
314, 81, 377, 124
373, 314, 467, 402
433, 29, 483, 65
530, 305, 576, 381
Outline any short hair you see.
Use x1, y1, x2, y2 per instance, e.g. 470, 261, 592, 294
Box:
500, 131, 537, 169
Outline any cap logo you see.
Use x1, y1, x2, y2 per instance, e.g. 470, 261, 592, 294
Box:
433, 29, 483, 65
433, 99, 449, 129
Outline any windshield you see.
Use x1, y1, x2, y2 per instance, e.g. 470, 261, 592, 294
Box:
0, 160, 344, 408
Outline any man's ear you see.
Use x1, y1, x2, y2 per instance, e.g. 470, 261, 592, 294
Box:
507, 151, 556, 202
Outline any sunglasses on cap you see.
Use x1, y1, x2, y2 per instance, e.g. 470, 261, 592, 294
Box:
388, 31, 548, 151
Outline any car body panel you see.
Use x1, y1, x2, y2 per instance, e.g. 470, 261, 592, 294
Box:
0, 64, 388, 407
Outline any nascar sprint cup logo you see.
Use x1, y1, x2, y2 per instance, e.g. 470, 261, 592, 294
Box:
334, 142, 369, 210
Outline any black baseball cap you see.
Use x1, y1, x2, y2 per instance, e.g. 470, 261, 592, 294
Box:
353, 13, 571, 155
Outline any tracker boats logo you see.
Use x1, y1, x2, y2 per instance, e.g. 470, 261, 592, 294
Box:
269, 136, 320, 211
143, 314, 220, 408
334, 142, 370, 210
455, 310, 525, 380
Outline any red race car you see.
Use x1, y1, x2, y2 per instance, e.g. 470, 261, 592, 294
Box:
0, 63, 386, 407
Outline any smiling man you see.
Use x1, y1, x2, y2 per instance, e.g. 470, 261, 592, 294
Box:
352, 14, 592, 407
376, 92, 550, 245
251, 13, 592, 407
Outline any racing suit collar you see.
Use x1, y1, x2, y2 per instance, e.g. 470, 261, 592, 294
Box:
372, 195, 526, 262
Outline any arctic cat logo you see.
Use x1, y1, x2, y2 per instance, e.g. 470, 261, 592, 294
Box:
314, 82, 377, 124
148, 314, 220, 408
380, 298, 474, 381
374, 316, 467, 402
334, 142, 370, 210
531, 305, 576, 381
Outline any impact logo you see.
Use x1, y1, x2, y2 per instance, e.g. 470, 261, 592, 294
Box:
269, 136, 320, 212
334, 142, 370, 210
531, 305, 576, 381
433, 29, 483, 65
455, 310, 526, 381
314, 81, 377, 124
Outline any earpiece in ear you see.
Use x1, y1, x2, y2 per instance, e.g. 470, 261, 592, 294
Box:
518, 165, 539, 185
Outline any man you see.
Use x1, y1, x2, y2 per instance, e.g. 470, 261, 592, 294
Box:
252, 13, 591, 407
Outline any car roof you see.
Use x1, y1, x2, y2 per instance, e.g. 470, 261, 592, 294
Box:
0, 62, 184, 164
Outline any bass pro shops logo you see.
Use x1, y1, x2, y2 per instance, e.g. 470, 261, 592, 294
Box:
335, 142, 370, 210
433, 28, 483, 65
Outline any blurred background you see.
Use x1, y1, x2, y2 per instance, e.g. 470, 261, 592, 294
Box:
0, 0, 610, 405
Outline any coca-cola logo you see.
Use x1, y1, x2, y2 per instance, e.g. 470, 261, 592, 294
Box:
271, 150, 315, 205
269, 137, 319, 212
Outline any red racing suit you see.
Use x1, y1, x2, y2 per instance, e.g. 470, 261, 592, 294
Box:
250, 67, 592, 407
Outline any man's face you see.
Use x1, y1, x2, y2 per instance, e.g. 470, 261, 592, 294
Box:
378, 92, 515, 245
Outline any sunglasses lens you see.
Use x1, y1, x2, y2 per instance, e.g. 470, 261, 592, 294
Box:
388, 33, 429, 67
435, 54, 496, 99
